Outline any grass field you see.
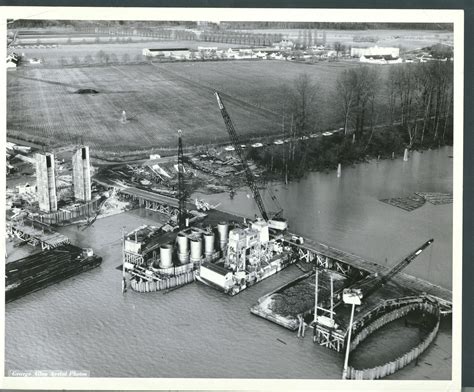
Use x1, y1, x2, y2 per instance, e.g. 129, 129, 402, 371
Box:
7, 59, 393, 153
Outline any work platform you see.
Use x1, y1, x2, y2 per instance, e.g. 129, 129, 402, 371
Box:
8, 220, 70, 250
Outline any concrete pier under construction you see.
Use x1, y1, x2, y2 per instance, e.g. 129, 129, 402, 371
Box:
35, 152, 57, 212
72, 145, 91, 202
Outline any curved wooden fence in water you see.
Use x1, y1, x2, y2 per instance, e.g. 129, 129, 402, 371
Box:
130, 270, 196, 293
346, 298, 441, 380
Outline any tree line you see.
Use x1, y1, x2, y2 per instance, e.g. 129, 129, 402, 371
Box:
200, 30, 283, 46
249, 61, 453, 180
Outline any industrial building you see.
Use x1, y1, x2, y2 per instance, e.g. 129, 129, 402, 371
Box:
35, 152, 57, 212
142, 48, 191, 59
72, 146, 92, 202
351, 46, 400, 58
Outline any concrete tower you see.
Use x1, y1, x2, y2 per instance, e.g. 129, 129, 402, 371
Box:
36, 152, 57, 212
72, 146, 91, 202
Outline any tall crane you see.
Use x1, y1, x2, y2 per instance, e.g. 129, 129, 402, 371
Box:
177, 129, 186, 229
339, 238, 434, 304
215, 92, 269, 221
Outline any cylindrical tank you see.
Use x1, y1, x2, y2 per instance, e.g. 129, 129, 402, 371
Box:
190, 237, 203, 263
159, 244, 173, 268
217, 222, 229, 250
177, 233, 189, 264
204, 232, 215, 257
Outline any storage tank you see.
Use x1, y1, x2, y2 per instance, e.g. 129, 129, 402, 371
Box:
190, 237, 203, 263
159, 244, 173, 268
204, 232, 215, 257
177, 233, 189, 264
217, 222, 229, 250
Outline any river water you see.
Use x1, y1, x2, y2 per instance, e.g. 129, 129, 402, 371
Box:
4, 147, 453, 379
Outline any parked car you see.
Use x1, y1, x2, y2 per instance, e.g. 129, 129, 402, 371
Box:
251, 142, 264, 148
224, 146, 235, 151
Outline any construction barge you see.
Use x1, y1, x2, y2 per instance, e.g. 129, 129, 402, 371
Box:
6, 244, 102, 303
122, 212, 292, 295
196, 218, 293, 295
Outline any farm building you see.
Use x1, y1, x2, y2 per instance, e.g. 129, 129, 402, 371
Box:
351, 46, 400, 58
6, 53, 19, 68
360, 54, 403, 64
142, 48, 191, 59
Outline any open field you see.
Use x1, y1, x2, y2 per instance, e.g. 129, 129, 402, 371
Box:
7, 59, 393, 152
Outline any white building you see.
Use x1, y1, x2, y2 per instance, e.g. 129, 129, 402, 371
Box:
6, 53, 19, 68
351, 46, 400, 58
142, 48, 191, 59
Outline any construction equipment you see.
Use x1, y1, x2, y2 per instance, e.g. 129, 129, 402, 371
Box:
215, 92, 269, 221
339, 239, 434, 304
177, 129, 186, 229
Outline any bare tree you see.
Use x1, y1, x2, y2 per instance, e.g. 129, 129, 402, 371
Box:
336, 69, 357, 135
289, 73, 319, 136
391, 64, 417, 146
348, 66, 379, 140
334, 42, 345, 58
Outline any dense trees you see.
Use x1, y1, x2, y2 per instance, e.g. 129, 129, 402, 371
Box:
388, 61, 453, 147
251, 61, 453, 181
335, 66, 379, 140
334, 62, 453, 149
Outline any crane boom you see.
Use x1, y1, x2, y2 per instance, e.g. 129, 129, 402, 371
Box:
353, 239, 434, 298
337, 239, 434, 304
215, 92, 269, 221
177, 129, 186, 229
382, 238, 434, 284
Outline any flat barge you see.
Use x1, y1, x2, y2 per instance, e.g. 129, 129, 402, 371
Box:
6, 244, 102, 302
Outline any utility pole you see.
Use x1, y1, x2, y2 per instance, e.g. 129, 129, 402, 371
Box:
341, 288, 362, 380
314, 268, 319, 323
